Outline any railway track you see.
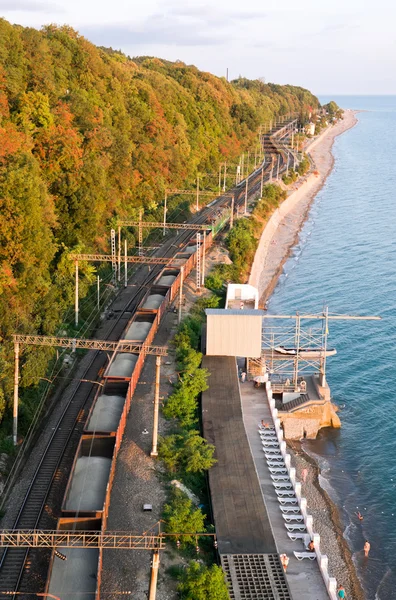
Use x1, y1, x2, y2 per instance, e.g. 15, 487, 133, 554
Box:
0, 124, 295, 591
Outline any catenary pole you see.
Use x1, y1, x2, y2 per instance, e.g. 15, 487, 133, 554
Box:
75, 261, 79, 327
124, 239, 127, 287
178, 266, 184, 324
13, 341, 19, 446
150, 356, 161, 457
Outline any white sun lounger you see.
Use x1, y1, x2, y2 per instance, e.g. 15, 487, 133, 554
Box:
271, 474, 290, 482
282, 514, 304, 523
266, 456, 284, 463
285, 523, 307, 532
269, 465, 287, 472
280, 506, 301, 514
276, 490, 296, 498
294, 551, 316, 561
258, 424, 275, 430
287, 532, 311, 544
260, 432, 277, 438
273, 481, 293, 490
262, 441, 279, 447
278, 497, 297, 505
264, 449, 283, 461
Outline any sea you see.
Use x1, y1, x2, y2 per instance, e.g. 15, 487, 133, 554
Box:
267, 96, 396, 599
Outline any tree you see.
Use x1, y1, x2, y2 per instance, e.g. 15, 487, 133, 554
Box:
163, 489, 205, 546
177, 561, 230, 600
158, 430, 216, 474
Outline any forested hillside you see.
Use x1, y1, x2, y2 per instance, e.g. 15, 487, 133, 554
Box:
0, 18, 319, 431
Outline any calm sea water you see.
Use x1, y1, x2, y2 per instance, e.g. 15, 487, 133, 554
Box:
267, 96, 396, 599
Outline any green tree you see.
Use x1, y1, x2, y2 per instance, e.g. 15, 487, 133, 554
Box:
163, 489, 205, 546
178, 561, 230, 600
158, 430, 216, 474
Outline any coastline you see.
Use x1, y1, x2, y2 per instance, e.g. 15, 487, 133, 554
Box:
249, 110, 365, 598
249, 109, 358, 303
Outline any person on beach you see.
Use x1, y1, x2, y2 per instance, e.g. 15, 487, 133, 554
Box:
280, 553, 289, 572
241, 371, 246, 383
337, 585, 346, 599
364, 540, 370, 557
261, 420, 270, 428
356, 511, 364, 521
301, 468, 308, 483
307, 540, 315, 552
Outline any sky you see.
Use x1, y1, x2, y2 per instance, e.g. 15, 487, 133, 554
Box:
1, 0, 396, 95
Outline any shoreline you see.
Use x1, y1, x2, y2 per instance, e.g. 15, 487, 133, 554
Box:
249, 110, 365, 598
249, 109, 358, 303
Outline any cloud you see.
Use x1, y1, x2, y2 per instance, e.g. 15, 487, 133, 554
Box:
81, 3, 269, 50
0, 0, 62, 12
82, 20, 224, 48
80, 8, 238, 48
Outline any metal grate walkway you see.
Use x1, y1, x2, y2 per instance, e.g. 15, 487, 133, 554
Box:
221, 554, 292, 600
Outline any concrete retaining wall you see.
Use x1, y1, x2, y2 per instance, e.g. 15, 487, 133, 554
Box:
265, 381, 338, 600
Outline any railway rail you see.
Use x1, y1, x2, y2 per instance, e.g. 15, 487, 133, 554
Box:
0, 118, 296, 592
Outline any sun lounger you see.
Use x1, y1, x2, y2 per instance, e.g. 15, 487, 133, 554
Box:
276, 490, 295, 498
285, 523, 307, 532
259, 432, 277, 438
262, 441, 279, 447
266, 456, 284, 462
258, 424, 275, 430
293, 551, 316, 561
264, 451, 282, 458
280, 506, 301, 514
287, 532, 311, 544
273, 481, 293, 489
278, 497, 297, 505
271, 474, 290, 482
282, 514, 304, 523
269, 468, 288, 475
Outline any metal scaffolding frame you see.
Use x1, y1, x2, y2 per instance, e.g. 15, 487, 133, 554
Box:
118, 221, 212, 231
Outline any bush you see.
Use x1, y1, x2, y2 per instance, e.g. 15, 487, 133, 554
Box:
177, 561, 230, 599
163, 489, 206, 547
158, 430, 216, 474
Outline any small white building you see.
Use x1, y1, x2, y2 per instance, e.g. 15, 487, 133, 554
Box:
225, 284, 259, 310
305, 122, 315, 136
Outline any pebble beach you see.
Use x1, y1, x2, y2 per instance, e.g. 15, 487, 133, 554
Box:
250, 110, 366, 599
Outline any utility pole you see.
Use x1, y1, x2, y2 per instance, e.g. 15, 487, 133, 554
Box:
111, 228, 117, 284
201, 232, 206, 286
223, 162, 227, 192
97, 275, 100, 311
163, 191, 167, 236
149, 550, 160, 600
196, 176, 199, 211
218, 164, 222, 194
75, 260, 79, 327
150, 356, 162, 457
241, 153, 244, 179
124, 239, 128, 287
196, 232, 201, 290
270, 158, 274, 183
178, 266, 184, 324
286, 153, 290, 177
276, 155, 280, 180
118, 226, 121, 282
138, 210, 143, 257
230, 194, 235, 229
260, 166, 264, 198
244, 177, 248, 214
13, 341, 19, 446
